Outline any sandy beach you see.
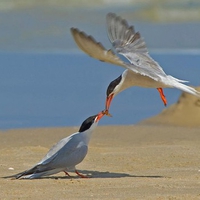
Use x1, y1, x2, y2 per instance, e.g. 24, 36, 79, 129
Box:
1, 2, 200, 199
1, 125, 200, 199
1, 90, 200, 199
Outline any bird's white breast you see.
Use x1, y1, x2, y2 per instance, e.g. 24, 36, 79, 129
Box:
122, 69, 166, 89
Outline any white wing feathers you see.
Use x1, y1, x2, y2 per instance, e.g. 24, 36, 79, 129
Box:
71, 28, 159, 80
71, 13, 196, 86
106, 13, 167, 77
106, 13, 147, 54
71, 27, 165, 82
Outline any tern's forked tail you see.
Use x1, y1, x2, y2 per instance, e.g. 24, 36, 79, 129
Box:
168, 75, 200, 97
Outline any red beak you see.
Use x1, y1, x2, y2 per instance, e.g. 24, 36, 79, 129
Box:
95, 111, 106, 122
105, 94, 114, 112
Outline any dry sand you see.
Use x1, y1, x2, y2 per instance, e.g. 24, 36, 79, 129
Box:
140, 87, 200, 127
1, 89, 200, 199
1, 125, 200, 200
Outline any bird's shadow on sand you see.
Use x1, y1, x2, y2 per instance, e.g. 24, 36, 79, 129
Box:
41, 170, 167, 180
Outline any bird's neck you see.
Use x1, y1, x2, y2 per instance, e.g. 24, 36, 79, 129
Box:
80, 124, 97, 144
115, 70, 132, 94
120, 70, 142, 91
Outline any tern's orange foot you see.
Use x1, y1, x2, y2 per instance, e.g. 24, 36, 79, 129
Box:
75, 170, 89, 178
157, 88, 167, 106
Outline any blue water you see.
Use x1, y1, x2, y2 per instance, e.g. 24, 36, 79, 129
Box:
1, 4, 200, 129
0, 52, 200, 129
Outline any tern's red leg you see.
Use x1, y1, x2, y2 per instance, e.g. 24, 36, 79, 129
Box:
157, 88, 167, 106
63, 171, 71, 177
75, 170, 88, 178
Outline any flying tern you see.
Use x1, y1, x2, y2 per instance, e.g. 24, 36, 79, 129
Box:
70, 13, 200, 115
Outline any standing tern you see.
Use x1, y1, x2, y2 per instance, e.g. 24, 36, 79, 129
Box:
70, 13, 200, 115
6, 111, 105, 179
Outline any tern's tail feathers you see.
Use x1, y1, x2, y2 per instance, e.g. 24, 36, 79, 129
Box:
168, 75, 200, 97
3, 166, 39, 179
3, 165, 61, 179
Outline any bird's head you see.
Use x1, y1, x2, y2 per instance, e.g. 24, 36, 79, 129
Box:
105, 75, 122, 116
79, 111, 106, 133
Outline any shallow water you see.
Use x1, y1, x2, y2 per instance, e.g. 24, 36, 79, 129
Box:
0, 52, 199, 129
0, 4, 200, 129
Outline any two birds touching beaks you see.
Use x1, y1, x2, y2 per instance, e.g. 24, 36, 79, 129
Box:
5, 13, 200, 179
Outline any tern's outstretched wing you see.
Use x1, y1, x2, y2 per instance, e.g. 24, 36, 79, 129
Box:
106, 13, 167, 78
71, 28, 125, 67
71, 28, 166, 82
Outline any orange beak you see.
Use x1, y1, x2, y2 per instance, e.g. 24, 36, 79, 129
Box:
95, 111, 106, 122
104, 94, 114, 117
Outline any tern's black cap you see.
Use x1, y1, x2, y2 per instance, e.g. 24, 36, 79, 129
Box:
106, 75, 122, 96
79, 115, 97, 132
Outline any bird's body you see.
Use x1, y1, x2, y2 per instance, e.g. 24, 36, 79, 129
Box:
120, 69, 166, 92
6, 112, 105, 179
116, 68, 197, 94
70, 13, 200, 113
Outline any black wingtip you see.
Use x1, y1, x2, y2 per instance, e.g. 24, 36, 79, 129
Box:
2, 173, 19, 179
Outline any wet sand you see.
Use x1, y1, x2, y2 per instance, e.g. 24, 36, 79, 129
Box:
1, 125, 200, 199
